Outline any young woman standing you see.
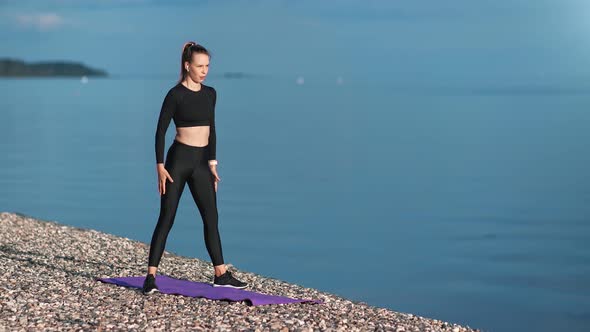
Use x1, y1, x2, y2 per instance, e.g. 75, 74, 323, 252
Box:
142, 41, 248, 294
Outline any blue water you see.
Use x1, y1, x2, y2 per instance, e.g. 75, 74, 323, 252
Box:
1, 76, 589, 332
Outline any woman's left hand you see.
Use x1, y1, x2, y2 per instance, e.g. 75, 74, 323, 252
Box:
210, 165, 221, 192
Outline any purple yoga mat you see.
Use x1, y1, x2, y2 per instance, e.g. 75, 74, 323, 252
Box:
95, 275, 323, 306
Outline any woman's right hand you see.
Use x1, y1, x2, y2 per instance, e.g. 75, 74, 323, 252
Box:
157, 163, 174, 195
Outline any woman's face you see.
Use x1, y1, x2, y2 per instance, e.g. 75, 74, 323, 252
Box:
185, 53, 209, 83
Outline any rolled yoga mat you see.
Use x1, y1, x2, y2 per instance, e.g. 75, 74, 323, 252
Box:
95, 275, 324, 306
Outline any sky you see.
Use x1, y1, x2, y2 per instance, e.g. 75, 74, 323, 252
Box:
1, 0, 589, 83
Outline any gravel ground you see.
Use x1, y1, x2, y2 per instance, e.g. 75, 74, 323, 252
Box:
0, 211, 482, 331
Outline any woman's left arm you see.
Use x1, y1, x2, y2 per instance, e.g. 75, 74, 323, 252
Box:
208, 87, 217, 165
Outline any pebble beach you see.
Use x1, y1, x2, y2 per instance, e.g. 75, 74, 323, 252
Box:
0, 211, 482, 331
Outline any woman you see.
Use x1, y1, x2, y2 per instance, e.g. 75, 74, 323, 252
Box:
142, 41, 248, 295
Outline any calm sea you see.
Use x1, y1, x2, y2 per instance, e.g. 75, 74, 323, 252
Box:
1, 75, 589, 332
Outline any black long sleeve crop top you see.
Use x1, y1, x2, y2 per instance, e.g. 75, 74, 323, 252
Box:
155, 82, 217, 164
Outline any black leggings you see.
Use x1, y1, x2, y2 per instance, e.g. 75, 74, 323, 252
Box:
148, 139, 224, 267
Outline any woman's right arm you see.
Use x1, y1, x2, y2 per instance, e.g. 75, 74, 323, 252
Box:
155, 89, 177, 195
155, 89, 177, 164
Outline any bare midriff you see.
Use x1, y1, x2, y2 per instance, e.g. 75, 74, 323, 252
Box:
175, 126, 210, 147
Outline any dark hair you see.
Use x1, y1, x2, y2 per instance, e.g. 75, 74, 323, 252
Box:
178, 41, 211, 84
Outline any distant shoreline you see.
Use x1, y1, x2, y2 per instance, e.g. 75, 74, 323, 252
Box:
0, 57, 108, 77
0, 58, 257, 79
